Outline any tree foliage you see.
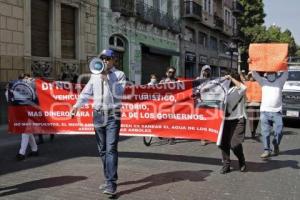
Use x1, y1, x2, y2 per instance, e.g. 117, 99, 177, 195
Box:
237, 0, 298, 69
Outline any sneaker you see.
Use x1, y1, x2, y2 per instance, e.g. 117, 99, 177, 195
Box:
103, 188, 117, 195
99, 183, 108, 191
239, 163, 247, 172
200, 140, 207, 146
16, 153, 25, 161
260, 151, 271, 159
28, 150, 39, 157
220, 165, 230, 174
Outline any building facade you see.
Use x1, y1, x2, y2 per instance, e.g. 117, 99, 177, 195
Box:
0, 0, 98, 124
100, 0, 181, 84
181, 0, 243, 78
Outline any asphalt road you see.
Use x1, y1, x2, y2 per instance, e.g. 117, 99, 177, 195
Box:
0, 119, 299, 200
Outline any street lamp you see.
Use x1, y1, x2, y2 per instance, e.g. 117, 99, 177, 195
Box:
225, 42, 237, 72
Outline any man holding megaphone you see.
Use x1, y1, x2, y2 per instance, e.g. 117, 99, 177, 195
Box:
70, 49, 126, 196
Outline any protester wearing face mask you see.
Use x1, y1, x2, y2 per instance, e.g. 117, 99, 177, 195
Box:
195, 65, 212, 146
160, 66, 178, 145
251, 70, 288, 159
148, 74, 158, 85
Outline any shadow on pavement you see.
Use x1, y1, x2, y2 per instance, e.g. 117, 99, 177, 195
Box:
280, 148, 300, 156
0, 176, 87, 197
0, 135, 130, 176
119, 152, 300, 173
116, 170, 212, 198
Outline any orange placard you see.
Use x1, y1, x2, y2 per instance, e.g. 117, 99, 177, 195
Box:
249, 43, 288, 72
244, 81, 262, 103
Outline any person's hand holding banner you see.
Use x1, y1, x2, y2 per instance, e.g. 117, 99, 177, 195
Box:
70, 107, 78, 118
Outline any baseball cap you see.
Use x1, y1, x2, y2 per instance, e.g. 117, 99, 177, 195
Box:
99, 49, 115, 58
202, 65, 211, 71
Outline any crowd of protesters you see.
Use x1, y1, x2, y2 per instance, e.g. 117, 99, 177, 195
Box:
4, 48, 289, 196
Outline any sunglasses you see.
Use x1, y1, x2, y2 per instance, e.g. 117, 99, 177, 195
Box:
100, 56, 112, 61
168, 71, 175, 74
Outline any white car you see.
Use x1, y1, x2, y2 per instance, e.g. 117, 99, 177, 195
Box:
282, 63, 300, 119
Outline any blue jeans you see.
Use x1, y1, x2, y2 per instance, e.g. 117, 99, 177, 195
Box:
260, 111, 283, 151
94, 110, 121, 190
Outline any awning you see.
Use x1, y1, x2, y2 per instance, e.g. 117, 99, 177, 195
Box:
141, 43, 180, 56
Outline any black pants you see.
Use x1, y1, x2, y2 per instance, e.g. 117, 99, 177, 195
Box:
219, 118, 246, 166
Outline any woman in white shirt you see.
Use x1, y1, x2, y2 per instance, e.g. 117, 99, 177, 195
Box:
219, 71, 247, 174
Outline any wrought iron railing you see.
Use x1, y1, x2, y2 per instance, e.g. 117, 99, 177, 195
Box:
232, 0, 244, 15
111, 0, 135, 16
135, 0, 180, 33
183, 0, 202, 20
31, 57, 53, 77
214, 14, 224, 31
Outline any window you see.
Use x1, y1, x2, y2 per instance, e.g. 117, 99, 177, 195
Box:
198, 32, 207, 47
31, 0, 50, 57
224, 8, 232, 26
109, 35, 126, 71
184, 27, 196, 42
210, 36, 218, 51
61, 4, 76, 59
220, 40, 227, 53
203, 0, 213, 15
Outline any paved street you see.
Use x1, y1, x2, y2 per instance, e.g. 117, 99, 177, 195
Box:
0, 120, 300, 200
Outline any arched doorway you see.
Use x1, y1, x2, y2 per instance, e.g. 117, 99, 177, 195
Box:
109, 35, 127, 71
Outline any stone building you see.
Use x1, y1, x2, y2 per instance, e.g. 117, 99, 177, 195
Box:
181, 0, 243, 78
0, 0, 98, 124
100, 0, 181, 84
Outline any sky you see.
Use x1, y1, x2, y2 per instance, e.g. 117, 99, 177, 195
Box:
264, 0, 300, 45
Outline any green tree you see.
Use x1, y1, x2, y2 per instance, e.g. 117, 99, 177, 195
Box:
237, 0, 266, 69
295, 45, 300, 57
264, 26, 297, 55
237, 0, 298, 68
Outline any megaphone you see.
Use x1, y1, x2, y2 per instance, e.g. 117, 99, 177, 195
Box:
89, 58, 107, 74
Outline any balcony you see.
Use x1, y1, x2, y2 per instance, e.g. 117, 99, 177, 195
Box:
135, 0, 180, 33
213, 14, 224, 31
183, 0, 202, 21
111, 0, 135, 17
232, 0, 244, 15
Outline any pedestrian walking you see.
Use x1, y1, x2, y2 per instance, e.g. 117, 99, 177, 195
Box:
240, 71, 262, 138
251, 71, 288, 159
219, 72, 247, 174
6, 73, 39, 161
160, 66, 178, 145
71, 49, 126, 196
196, 65, 212, 146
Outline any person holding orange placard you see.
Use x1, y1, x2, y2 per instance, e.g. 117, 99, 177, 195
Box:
240, 71, 262, 139
251, 71, 288, 159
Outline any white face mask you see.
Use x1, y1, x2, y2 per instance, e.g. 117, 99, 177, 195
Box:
266, 73, 276, 82
150, 79, 157, 83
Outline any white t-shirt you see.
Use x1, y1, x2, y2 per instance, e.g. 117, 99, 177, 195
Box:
252, 71, 288, 112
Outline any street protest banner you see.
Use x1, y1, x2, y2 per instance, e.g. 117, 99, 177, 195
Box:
8, 78, 230, 144
249, 43, 288, 72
